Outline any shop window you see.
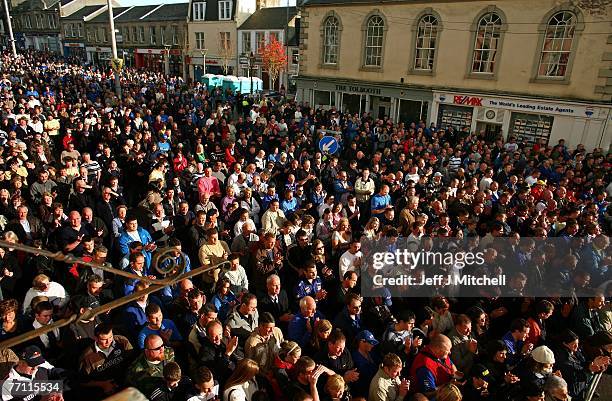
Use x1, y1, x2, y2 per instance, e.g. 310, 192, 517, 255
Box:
438, 104, 473, 132
509, 113, 553, 147
314, 90, 334, 107
399, 99, 428, 124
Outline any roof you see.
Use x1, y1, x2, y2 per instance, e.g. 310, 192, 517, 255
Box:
12, 0, 61, 12
302, 0, 411, 5
89, 7, 130, 23
114, 5, 158, 22
63, 5, 105, 21
239, 6, 297, 30
145, 3, 189, 21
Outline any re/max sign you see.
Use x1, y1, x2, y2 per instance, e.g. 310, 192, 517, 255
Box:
454, 95, 483, 106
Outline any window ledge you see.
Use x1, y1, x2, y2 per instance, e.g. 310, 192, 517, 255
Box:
409, 68, 434, 76
319, 63, 339, 70
466, 72, 497, 80
360, 65, 383, 72
529, 77, 570, 85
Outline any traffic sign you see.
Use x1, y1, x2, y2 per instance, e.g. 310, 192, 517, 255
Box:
110, 58, 124, 72
318, 136, 339, 155
239, 56, 249, 65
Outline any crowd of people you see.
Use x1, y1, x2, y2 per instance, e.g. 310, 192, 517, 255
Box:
0, 49, 610, 401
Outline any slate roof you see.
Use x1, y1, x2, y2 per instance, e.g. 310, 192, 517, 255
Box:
114, 5, 157, 22
302, 0, 412, 5
62, 5, 105, 20
239, 6, 297, 30
145, 3, 189, 21
89, 7, 130, 23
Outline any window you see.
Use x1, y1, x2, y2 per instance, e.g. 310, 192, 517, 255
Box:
150, 27, 156, 45
101, 28, 107, 43
132, 27, 137, 43
322, 16, 339, 65
48, 15, 56, 29
94, 29, 99, 43
70, 24, 76, 38
220, 32, 231, 50
160, 26, 166, 45
219, 1, 232, 20
256, 31, 265, 52
292, 49, 299, 64
139, 26, 145, 43
471, 13, 502, 74
193, 2, 206, 21
172, 26, 179, 45
124, 26, 130, 42
242, 32, 251, 54
269, 32, 278, 43
24, 16, 31, 29
195, 32, 205, 49
64, 24, 71, 38
414, 15, 438, 71
35, 15, 42, 29
364, 16, 384, 67
537, 11, 576, 78
77, 24, 82, 38
87, 29, 93, 42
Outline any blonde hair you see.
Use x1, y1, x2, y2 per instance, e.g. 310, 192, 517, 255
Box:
279, 341, 301, 360
224, 358, 259, 390
436, 384, 463, 401
32, 274, 50, 290
315, 319, 332, 335
324, 374, 345, 396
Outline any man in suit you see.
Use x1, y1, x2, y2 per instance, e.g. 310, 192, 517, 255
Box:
95, 186, 116, 234
6, 205, 46, 245
258, 274, 293, 333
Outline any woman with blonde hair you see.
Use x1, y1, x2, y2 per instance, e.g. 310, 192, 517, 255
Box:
363, 217, 381, 240
436, 383, 463, 401
322, 374, 351, 401
223, 358, 260, 401
269, 341, 302, 401
331, 218, 351, 257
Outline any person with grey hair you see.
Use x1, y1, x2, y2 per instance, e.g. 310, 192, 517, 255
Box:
544, 375, 570, 401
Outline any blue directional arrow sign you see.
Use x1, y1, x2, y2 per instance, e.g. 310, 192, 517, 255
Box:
318, 136, 339, 155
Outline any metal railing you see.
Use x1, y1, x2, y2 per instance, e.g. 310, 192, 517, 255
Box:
0, 240, 230, 350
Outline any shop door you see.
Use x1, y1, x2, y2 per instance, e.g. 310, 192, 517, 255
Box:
476, 121, 502, 138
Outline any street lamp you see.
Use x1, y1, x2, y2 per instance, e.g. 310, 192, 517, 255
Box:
248, 51, 255, 97
106, 0, 121, 99
200, 48, 208, 78
164, 44, 171, 75
3, 0, 17, 58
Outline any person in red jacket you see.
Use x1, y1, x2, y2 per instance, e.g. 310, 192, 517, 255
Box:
409, 334, 458, 395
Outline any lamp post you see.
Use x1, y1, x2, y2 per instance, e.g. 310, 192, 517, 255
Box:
200, 48, 208, 78
164, 44, 171, 75
107, 0, 121, 99
2, 0, 17, 58
249, 51, 255, 96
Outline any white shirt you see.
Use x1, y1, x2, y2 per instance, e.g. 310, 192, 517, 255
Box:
32, 320, 60, 349
22, 282, 68, 314
339, 250, 363, 278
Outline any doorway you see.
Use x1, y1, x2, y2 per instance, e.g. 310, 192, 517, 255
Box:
476, 121, 502, 138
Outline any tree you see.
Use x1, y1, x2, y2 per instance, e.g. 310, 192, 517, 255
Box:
218, 32, 234, 75
259, 36, 288, 90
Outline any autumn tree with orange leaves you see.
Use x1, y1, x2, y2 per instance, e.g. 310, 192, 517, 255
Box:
259, 37, 288, 90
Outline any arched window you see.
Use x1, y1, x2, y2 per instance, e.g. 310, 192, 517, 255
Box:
364, 15, 385, 67
323, 16, 340, 65
414, 15, 439, 71
471, 13, 503, 74
537, 11, 576, 78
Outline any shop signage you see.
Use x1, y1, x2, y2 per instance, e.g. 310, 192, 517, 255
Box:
64, 43, 84, 48
86, 47, 111, 52
438, 93, 599, 118
335, 84, 382, 95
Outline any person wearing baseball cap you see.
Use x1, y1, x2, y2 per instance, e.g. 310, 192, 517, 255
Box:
463, 364, 490, 401
4, 345, 56, 397
352, 330, 381, 397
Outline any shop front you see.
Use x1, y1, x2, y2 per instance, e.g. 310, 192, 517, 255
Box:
432, 92, 611, 150
135, 48, 183, 75
63, 42, 85, 60
297, 77, 432, 123
85, 46, 112, 66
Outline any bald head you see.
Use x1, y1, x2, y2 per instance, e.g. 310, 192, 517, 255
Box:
299, 296, 316, 318
430, 334, 452, 359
